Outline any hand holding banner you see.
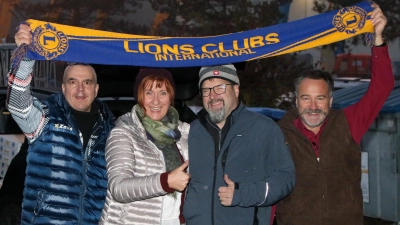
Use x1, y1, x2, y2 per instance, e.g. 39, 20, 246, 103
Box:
14, 1, 375, 68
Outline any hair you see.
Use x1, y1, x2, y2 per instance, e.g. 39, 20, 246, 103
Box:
137, 75, 175, 112
294, 70, 334, 98
63, 63, 97, 83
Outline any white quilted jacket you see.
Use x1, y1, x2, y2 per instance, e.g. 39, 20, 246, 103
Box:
99, 105, 189, 225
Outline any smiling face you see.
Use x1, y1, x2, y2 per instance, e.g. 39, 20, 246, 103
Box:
61, 64, 99, 112
296, 78, 333, 134
137, 75, 175, 121
201, 78, 239, 128
142, 81, 171, 121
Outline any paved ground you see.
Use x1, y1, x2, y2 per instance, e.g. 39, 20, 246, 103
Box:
272, 216, 399, 224
365, 217, 399, 225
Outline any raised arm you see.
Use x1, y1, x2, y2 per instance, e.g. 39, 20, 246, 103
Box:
371, 3, 385, 46
6, 24, 46, 142
344, 4, 394, 144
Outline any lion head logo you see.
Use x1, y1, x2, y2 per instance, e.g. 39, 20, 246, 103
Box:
31, 23, 69, 60
333, 6, 367, 35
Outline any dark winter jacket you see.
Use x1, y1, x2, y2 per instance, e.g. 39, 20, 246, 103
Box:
21, 93, 115, 225
277, 109, 363, 225
183, 103, 295, 225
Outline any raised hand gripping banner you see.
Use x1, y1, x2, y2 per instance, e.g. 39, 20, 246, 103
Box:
20, 1, 374, 68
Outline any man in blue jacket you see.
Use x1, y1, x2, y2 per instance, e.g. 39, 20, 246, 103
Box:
6, 24, 115, 225
183, 64, 295, 225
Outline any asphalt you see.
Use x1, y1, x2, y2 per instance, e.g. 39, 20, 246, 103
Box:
364, 217, 399, 225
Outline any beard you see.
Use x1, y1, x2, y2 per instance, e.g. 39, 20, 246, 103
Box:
208, 99, 225, 124
299, 108, 327, 128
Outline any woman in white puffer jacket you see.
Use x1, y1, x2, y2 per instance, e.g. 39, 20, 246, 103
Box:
99, 68, 190, 225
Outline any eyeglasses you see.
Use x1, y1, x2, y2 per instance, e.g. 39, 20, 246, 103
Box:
200, 84, 234, 97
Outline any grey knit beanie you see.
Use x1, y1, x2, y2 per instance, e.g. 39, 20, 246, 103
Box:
198, 64, 239, 88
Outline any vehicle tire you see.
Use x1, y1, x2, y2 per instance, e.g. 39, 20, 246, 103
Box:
0, 204, 21, 225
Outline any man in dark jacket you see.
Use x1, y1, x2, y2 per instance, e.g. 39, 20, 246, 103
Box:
276, 5, 393, 225
6, 24, 115, 225
183, 64, 295, 225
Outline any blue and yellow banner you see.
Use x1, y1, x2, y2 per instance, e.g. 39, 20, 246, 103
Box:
23, 1, 374, 68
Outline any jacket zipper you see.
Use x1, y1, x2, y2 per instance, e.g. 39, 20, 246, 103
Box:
78, 122, 99, 225
314, 142, 327, 224
78, 131, 86, 225
160, 179, 165, 225
211, 129, 222, 225
146, 137, 167, 224
205, 115, 223, 225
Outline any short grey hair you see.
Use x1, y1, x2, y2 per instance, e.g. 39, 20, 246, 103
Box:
294, 70, 334, 98
63, 63, 97, 83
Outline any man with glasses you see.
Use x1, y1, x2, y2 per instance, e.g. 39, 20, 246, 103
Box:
6, 24, 115, 225
183, 64, 295, 225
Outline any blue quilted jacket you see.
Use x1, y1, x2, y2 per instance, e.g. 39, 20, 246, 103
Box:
21, 93, 115, 225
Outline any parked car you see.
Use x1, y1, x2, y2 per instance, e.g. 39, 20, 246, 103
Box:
331, 54, 371, 78
332, 54, 400, 80
332, 77, 370, 90
91, 64, 200, 122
